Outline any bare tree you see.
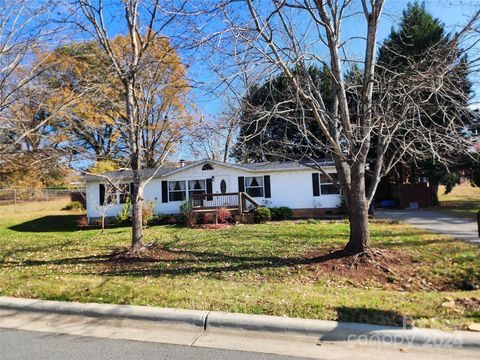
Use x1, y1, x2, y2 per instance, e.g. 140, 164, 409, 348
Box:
77, 0, 194, 253
215, 0, 480, 255
0, 0, 59, 112
186, 113, 238, 162
0, 0, 69, 158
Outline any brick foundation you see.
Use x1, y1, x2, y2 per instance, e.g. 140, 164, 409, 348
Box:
290, 208, 343, 219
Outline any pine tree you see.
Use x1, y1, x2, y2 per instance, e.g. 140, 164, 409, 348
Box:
377, 1, 474, 203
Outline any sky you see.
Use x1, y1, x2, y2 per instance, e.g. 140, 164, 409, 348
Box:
194, 0, 480, 119
91, 0, 479, 119
69, 0, 480, 163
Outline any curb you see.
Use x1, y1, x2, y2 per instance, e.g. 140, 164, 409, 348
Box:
0, 297, 208, 328
2, 297, 480, 349
207, 311, 480, 348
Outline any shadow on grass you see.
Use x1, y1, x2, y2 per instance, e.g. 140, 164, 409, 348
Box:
335, 306, 404, 327
8, 215, 83, 232
1, 243, 350, 278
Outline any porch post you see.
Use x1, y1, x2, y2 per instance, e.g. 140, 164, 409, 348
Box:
238, 192, 243, 215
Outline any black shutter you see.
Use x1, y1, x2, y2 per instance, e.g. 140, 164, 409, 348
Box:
130, 182, 135, 198
312, 173, 320, 197
264, 175, 271, 198
162, 181, 168, 203
206, 178, 213, 200
238, 176, 245, 192
99, 184, 105, 205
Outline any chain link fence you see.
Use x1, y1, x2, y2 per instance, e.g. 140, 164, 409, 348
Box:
0, 188, 86, 206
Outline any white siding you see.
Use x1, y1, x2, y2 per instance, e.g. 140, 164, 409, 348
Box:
86, 162, 341, 219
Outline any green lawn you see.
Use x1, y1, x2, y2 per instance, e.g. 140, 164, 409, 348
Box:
438, 183, 480, 219
1, 199, 479, 330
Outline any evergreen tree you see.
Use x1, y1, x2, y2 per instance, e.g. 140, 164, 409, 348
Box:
234, 65, 333, 162
377, 1, 474, 203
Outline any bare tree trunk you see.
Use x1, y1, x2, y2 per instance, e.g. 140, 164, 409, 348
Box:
131, 184, 144, 251
77, 0, 191, 253
223, 125, 234, 163
344, 162, 370, 254
126, 82, 144, 252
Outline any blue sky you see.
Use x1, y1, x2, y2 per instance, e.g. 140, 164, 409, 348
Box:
72, 0, 479, 164
92, 0, 479, 120
190, 0, 480, 119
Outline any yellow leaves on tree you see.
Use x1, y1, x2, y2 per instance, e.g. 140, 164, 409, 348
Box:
38, 34, 194, 165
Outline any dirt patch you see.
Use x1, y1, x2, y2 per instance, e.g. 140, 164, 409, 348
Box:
299, 247, 435, 291
109, 245, 182, 262
298, 249, 413, 288
96, 245, 186, 274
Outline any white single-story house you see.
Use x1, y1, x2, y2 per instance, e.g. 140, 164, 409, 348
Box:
85, 159, 342, 222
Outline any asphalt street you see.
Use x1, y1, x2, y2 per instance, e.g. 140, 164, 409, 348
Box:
0, 328, 306, 360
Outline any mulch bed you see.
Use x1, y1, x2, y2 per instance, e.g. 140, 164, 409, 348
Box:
109, 245, 182, 262
298, 247, 424, 290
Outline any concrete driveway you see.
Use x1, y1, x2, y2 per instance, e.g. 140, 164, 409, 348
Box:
376, 209, 479, 244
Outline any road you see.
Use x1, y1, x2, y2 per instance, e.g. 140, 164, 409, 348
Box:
0, 328, 304, 360
2, 308, 479, 360
377, 209, 479, 243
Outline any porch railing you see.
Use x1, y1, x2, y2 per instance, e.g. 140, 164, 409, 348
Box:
189, 192, 259, 214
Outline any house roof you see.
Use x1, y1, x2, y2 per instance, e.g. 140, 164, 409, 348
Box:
85, 158, 334, 182
85, 167, 176, 181
239, 160, 334, 170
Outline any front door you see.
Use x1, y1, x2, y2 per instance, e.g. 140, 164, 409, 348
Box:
215, 175, 236, 208
215, 175, 230, 194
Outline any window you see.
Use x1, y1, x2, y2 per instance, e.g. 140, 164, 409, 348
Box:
245, 176, 264, 197
320, 174, 340, 195
188, 179, 206, 195
105, 184, 117, 204
105, 183, 131, 204
168, 180, 186, 201
118, 183, 131, 204
202, 163, 214, 170
220, 179, 227, 193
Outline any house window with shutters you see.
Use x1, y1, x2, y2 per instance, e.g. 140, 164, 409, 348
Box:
168, 180, 186, 201
118, 183, 131, 204
100, 183, 132, 205
245, 176, 264, 197
320, 174, 340, 195
188, 179, 206, 195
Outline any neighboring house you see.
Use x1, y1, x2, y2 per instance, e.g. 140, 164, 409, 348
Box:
85, 159, 342, 223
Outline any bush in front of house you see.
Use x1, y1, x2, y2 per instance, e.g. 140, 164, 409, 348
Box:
151, 214, 180, 225
269, 206, 292, 221
254, 207, 271, 223
142, 199, 156, 226
201, 208, 233, 225
180, 201, 197, 227
203, 212, 215, 224
216, 207, 232, 223
111, 199, 156, 226
116, 201, 132, 225
62, 201, 85, 211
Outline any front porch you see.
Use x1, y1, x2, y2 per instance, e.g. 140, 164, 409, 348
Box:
189, 192, 260, 218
